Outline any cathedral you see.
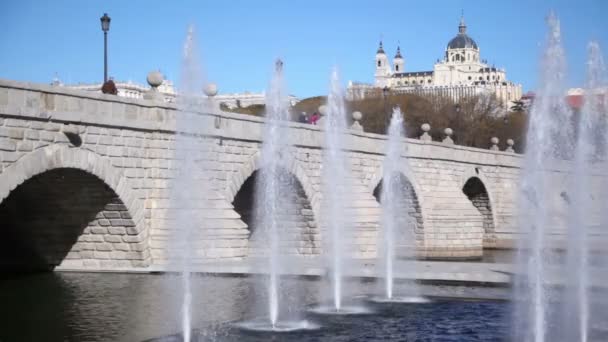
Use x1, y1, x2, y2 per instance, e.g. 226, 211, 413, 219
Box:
347, 16, 522, 108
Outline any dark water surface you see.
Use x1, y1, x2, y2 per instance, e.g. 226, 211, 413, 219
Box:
0, 272, 512, 341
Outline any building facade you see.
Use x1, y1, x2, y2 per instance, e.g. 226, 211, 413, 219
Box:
348, 16, 522, 107
63, 78, 299, 109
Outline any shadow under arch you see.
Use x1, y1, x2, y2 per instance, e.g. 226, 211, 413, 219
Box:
231, 166, 320, 257
369, 164, 428, 231
225, 152, 320, 222
461, 176, 496, 248
0, 146, 147, 271
372, 171, 425, 258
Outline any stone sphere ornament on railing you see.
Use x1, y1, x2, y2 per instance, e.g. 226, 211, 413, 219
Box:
506, 138, 515, 153
442, 127, 454, 145
146, 71, 163, 88
143, 70, 164, 101
204, 83, 218, 97
420, 123, 432, 141
318, 105, 327, 116
351, 111, 363, 131
317, 105, 328, 126
490, 137, 499, 151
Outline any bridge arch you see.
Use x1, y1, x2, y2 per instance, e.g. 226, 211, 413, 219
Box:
0, 146, 147, 270
226, 152, 319, 219
369, 164, 428, 231
370, 166, 426, 257
460, 169, 497, 248
228, 152, 320, 256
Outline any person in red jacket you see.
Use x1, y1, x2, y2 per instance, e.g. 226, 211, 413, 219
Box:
309, 112, 320, 125
101, 79, 118, 95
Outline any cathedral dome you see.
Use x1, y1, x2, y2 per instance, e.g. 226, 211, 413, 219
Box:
447, 15, 478, 50
447, 34, 478, 50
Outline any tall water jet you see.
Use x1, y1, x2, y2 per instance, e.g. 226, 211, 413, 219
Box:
235, 60, 319, 332
380, 108, 404, 299
255, 59, 291, 327
169, 26, 208, 342
322, 68, 353, 312
513, 13, 573, 342
563, 41, 606, 342
375, 107, 426, 303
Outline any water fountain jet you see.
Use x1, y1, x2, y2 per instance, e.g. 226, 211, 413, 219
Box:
169, 25, 208, 342
375, 107, 427, 304
322, 68, 352, 313
513, 13, 576, 342
236, 59, 313, 332
562, 40, 606, 342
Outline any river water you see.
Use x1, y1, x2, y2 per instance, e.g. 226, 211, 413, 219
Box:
0, 272, 515, 341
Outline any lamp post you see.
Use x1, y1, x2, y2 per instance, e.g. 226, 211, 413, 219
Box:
454, 104, 461, 144
382, 86, 390, 128
100, 13, 111, 83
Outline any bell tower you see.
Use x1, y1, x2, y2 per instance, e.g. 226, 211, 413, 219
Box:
393, 46, 404, 73
375, 41, 391, 86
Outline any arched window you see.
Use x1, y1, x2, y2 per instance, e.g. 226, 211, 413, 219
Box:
404, 81, 409, 85
396, 65, 400, 72
377, 60, 381, 67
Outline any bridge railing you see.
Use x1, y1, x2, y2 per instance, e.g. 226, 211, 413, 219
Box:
0, 78, 521, 169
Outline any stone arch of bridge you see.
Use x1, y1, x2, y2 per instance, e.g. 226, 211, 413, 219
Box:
368, 164, 428, 233
460, 170, 497, 248
370, 166, 427, 257
225, 151, 319, 222
227, 152, 320, 256
0, 145, 148, 270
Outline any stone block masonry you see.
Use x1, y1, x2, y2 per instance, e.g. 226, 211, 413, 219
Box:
0, 78, 538, 272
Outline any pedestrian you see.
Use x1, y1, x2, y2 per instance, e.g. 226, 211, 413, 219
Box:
310, 112, 320, 125
101, 78, 118, 95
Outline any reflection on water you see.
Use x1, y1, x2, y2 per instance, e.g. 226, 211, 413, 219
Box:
0, 273, 251, 341
0, 272, 510, 341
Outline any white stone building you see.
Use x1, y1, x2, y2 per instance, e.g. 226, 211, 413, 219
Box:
348, 16, 522, 107
63, 78, 299, 109
67, 79, 178, 103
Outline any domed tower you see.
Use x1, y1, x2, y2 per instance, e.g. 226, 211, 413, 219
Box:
445, 15, 479, 64
375, 41, 391, 86
393, 46, 404, 73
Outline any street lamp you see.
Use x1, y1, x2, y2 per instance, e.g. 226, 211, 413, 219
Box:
382, 86, 390, 128
454, 104, 461, 143
100, 13, 111, 83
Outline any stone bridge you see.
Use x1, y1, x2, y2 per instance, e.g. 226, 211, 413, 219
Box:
0, 79, 523, 271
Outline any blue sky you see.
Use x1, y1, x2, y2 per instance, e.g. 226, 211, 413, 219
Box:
1, 0, 606, 98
